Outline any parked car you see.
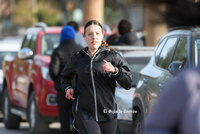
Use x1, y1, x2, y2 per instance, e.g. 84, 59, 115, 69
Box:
2, 22, 62, 134
132, 26, 200, 134
112, 46, 155, 134
0, 36, 23, 110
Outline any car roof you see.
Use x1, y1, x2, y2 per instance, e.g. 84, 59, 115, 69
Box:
25, 22, 62, 35
25, 27, 62, 35
158, 26, 200, 44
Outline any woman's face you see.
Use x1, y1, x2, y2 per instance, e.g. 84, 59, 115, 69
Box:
84, 24, 104, 52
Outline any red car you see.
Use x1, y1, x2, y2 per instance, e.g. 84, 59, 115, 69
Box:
2, 22, 61, 134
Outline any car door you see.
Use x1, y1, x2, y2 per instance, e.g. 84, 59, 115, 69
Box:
146, 37, 179, 113
161, 37, 188, 89
13, 34, 36, 108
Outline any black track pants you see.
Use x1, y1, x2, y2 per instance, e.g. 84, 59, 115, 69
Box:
57, 92, 73, 134
75, 118, 117, 134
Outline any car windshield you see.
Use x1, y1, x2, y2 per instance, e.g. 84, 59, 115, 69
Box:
40, 34, 60, 56
0, 51, 17, 69
125, 57, 151, 86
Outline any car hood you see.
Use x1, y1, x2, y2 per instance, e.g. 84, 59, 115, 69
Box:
34, 55, 51, 67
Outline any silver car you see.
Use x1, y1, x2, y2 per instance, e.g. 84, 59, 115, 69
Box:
112, 46, 154, 134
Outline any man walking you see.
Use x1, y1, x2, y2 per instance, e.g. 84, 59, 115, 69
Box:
49, 25, 82, 134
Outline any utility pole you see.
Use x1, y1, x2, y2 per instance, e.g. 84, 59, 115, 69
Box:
83, 0, 104, 25
144, 5, 167, 46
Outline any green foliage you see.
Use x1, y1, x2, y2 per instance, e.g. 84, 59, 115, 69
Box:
104, 6, 120, 25
12, 1, 62, 28
36, 1, 62, 26
12, 1, 33, 27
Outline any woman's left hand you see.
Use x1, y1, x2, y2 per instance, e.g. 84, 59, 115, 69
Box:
102, 60, 115, 73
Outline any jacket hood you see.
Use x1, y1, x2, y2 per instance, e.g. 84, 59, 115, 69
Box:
118, 32, 138, 44
60, 25, 75, 43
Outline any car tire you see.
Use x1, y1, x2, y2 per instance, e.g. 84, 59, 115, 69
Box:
133, 113, 143, 134
28, 91, 49, 134
3, 88, 21, 129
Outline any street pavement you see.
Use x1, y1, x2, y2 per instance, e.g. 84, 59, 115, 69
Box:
0, 113, 61, 134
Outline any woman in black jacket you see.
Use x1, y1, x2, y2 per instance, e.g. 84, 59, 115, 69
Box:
61, 20, 132, 134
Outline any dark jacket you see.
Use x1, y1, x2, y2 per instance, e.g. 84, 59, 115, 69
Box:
49, 39, 82, 93
61, 46, 132, 122
113, 32, 143, 46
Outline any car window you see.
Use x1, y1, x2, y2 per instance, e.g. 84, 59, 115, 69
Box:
155, 38, 167, 63
157, 38, 178, 69
41, 34, 60, 56
172, 38, 187, 65
21, 34, 32, 48
29, 35, 37, 55
194, 39, 200, 67
125, 57, 151, 86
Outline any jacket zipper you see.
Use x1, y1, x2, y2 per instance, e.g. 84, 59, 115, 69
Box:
83, 49, 100, 121
90, 58, 98, 121
75, 96, 79, 112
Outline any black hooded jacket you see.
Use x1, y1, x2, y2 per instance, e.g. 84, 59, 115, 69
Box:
114, 32, 144, 46
61, 46, 132, 121
49, 40, 82, 93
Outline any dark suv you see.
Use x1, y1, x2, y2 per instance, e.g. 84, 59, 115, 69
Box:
132, 27, 200, 133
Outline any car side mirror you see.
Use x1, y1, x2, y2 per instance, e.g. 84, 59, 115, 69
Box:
18, 48, 34, 60
168, 61, 183, 75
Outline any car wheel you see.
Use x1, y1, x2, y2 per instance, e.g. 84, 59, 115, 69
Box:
133, 113, 143, 134
28, 91, 49, 134
3, 88, 21, 129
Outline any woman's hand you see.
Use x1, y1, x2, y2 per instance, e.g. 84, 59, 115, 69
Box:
65, 88, 75, 100
102, 60, 115, 73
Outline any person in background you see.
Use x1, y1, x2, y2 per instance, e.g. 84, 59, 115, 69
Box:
61, 20, 132, 134
144, 66, 200, 134
106, 32, 120, 45
113, 19, 144, 46
67, 21, 87, 48
49, 25, 82, 134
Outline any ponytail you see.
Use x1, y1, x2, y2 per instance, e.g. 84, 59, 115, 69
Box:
101, 39, 117, 52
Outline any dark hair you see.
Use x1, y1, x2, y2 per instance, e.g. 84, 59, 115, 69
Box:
118, 19, 132, 35
67, 21, 79, 31
84, 20, 116, 52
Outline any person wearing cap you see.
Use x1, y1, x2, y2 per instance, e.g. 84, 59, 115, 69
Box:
49, 25, 82, 134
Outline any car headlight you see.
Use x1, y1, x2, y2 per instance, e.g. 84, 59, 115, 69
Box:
41, 66, 52, 81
